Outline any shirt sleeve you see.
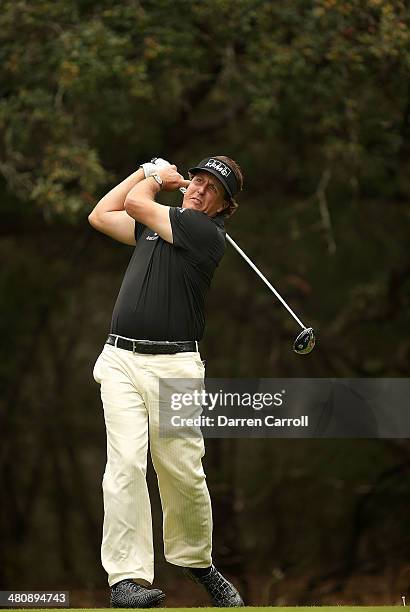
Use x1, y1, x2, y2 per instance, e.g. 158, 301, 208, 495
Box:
169, 208, 218, 256
134, 221, 146, 242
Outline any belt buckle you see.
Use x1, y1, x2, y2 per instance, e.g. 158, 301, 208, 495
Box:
132, 340, 138, 354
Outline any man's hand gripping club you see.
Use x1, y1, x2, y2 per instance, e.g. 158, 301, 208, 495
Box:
124, 158, 189, 243
141, 157, 190, 192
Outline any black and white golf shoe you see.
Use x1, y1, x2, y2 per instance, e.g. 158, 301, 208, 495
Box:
110, 579, 165, 608
183, 565, 245, 607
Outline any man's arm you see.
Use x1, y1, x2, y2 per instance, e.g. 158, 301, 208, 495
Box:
124, 166, 189, 244
88, 168, 146, 245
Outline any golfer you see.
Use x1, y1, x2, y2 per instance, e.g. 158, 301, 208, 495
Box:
89, 155, 244, 608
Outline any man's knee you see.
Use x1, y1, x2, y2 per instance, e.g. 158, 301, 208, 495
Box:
103, 456, 147, 491
154, 458, 207, 489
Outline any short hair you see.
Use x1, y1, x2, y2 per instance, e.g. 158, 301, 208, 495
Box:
213, 155, 244, 218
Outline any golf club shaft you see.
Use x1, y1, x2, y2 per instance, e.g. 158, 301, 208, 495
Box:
225, 234, 306, 330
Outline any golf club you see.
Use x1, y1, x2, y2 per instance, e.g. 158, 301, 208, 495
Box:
176, 186, 315, 354
224, 234, 315, 355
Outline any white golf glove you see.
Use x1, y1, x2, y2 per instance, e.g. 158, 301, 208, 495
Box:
140, 157, 172, 177
152, 157, 172, 169
153, 158, 187, 191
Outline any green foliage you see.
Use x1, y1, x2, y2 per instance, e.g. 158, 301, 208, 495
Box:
2, 0, 409, 376
1, 0, 409, 217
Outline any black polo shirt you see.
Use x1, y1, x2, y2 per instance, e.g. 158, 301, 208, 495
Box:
110, 207, 226, 341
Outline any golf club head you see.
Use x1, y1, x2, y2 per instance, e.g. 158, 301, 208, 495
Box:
293, 327, 315, 355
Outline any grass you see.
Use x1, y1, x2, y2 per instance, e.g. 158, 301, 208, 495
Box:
18, 607, 403, 611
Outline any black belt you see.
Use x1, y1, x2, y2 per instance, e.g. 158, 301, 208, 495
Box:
106, 334, 198, 355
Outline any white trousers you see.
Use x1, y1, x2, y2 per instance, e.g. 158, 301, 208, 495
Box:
93, 343, 213, 587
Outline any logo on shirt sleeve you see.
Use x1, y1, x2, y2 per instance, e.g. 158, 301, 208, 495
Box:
146, 232, 159, 241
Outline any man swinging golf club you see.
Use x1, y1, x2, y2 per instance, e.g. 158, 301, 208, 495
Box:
89, 155, 245, 608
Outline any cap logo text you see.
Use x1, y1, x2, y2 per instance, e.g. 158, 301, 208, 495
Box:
205, 158, 231, 178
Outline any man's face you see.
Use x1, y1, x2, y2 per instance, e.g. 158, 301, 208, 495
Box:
182, 171, 228, 217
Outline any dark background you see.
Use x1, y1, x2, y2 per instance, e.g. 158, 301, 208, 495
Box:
1, 0, 409, 607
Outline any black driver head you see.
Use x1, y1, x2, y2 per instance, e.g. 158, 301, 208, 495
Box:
293, 327, 315, 355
